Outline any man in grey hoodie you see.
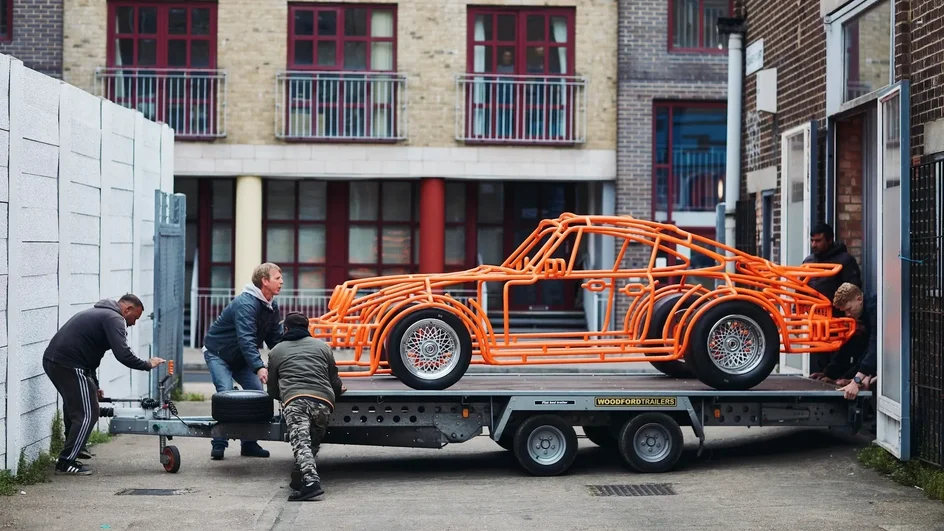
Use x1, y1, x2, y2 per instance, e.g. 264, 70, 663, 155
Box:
202, 262, 284, 460
43, 294, 165, 475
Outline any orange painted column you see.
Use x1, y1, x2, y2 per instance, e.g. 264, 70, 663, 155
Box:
419, 177, 445, 274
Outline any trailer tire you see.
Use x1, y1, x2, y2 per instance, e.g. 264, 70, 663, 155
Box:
617, 413, 683, 473
162, 445, 181, 474
211, 390, 274, 423
386, 309, 473, 390
582, 426, 617, 449
645, 293, 696, 379
513, 415, 578, 476
686, 300, 779, 390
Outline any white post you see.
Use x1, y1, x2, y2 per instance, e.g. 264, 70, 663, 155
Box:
724, 31, 744, 271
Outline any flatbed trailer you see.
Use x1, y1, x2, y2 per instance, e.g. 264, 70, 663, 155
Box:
105, 372, 870, 477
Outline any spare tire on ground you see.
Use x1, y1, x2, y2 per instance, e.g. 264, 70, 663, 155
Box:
211, 390, 274, 423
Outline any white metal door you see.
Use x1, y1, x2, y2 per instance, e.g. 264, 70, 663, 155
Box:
875, 82, 911, 459
779, 123, 814, 374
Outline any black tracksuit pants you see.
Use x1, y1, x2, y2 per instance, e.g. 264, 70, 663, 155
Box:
42, 358, 100, 463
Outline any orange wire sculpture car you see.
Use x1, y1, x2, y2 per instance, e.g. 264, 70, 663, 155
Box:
308, 213, 857, 391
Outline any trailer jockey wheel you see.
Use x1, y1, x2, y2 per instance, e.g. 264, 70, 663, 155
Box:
617, 413, 683, 474
512, 415, 578, 476
162, 445, 181, 474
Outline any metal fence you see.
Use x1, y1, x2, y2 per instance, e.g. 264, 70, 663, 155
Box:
735, 199, 757, 256
152, 191, 187, 397
909, 156, 944, 467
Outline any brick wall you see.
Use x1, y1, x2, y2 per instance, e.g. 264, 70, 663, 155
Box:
902, 0, 944, 158
835, 115, 864, 264
63, 0, 618, 149
0, 0, 63, 78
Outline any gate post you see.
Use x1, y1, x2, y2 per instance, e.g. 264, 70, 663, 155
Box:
152, 190, 187, 398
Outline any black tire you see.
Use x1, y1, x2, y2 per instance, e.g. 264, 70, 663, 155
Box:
685, 300, 780, 390
645, 293, 696, 379
211, 390, 274, 423
617, 413, 683, 473
162, 445, 181, 474
386, 309, 473, 390
512, 415, 578, 476
582, 426, 617, 449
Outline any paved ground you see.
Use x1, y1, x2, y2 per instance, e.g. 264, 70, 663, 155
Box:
1, 396, 942, 531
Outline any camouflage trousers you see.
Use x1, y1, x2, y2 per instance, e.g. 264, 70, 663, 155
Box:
283, 398, 331, 484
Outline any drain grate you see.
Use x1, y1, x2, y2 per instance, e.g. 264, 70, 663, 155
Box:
587, 484, 676, 497
115, 488, 189, 496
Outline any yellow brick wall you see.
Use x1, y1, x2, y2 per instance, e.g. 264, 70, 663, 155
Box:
63, 0, 617, 150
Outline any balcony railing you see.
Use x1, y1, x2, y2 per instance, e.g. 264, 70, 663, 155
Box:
655, 147, 727, 213
455, 73, 588, 144
275, 71, 408, 141
94, 67, 227, 139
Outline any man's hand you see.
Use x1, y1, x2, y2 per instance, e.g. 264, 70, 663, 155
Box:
149, 357, 166, 369
340, 385, 348, 396
809, 372, 826, 380
835, 378, 851, 386
840, 381, 861, 400
97, 389, 105, 400
258, 368, 269, 385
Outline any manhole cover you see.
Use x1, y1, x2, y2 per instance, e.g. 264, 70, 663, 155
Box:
587, 484, 676, 497
115, 488, 191, 496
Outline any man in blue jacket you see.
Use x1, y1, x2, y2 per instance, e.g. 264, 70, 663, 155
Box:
203, 262, 285, 460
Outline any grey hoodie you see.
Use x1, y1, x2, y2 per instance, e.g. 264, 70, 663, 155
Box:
43, 299, 152, 372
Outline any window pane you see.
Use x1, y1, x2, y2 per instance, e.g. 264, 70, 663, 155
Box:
672, 0, 698, 49
371, 43, 394, 71
478, 183, 504, 222
318, 10, 337, 36
526, 15, 545, 41
382, 267, 410, 276
267, 180, 295, 220
299, 226, 326, 263
168, 40, 187, 67
116, 7, 133, 34
413, 227, 419, 264
526, 46, 545, 73
294, 41, 314, 66
138, 39, 157, 66
192, 8, 211, 35
497, 14, 515, 41
548, 46, 567, 74
654, 167, 669, 216
317, 41, 336, 66
349, 267, 377, 279
349, 226, 378, 263
549, 16, 568, 43
212, 180, 233, 218
445, 182, 466, 222
169, 8, 187, 34
473, 14, 492, 41
210, 266, 232, 289
280, 266, 296, 291
266, 226, 295, 262
345, 7, 368, 36
703, 0, 728, 49
295, 10, 314, 36
371, 10, 394, 37
382, 227, 411, 264
383, 182, 412, 221
349, 181, 379, 221
344, 42, 367, 70
670, 106, 726, 212
191, 41, 210, 68
445, 227, 465, 266
299, 181, 327, 220
139, 7, 158, 34
655, 107, 670, 164
298, 267, 325, 290
843, 0, 891, 102
477, 227, 504, 265
211, 222, 232, 262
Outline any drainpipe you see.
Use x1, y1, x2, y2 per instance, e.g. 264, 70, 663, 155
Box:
718, 17, 747, 272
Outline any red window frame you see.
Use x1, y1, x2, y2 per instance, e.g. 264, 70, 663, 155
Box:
0, 0, 13, 42
465, 7, 575, 76
106, 2, 218, 68
197, 179, 236, 290
287, 3, 397, 71
345, 180, 419, 280
667, 0, 733, 54
262, 180, 329, 291
651, 100, 727, 221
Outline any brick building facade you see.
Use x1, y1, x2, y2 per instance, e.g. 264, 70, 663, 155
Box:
0, 0, 63, 78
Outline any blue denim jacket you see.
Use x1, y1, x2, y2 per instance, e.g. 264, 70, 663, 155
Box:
203, 285, 283, 372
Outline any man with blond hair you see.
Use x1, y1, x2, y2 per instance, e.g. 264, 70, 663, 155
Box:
203, 262, 285, 460
814, 282, 878, 400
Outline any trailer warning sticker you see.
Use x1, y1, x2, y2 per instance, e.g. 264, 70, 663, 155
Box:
594, 397, 677, 407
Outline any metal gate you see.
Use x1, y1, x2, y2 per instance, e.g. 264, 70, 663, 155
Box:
152, 190, 187, 398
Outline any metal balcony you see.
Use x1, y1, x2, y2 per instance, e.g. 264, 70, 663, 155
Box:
275, 71, 408, 141
94, 67, 227, 139
455, 73, 588, 145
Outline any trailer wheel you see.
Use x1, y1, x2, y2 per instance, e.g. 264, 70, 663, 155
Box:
211, 390, 274, 423
582, 426, 617, 449
162, 445, 181, 474
513, 415, 578, 476
645, 293, 695, 379
686, 300, 779, 390
617, 413, 683, 473
386, 309, 473, 390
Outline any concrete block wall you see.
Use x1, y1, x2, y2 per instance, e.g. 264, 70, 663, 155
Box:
0, 53, 174, 474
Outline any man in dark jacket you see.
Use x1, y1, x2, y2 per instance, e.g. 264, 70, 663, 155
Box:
43, 294, 165, 475
827, 283, 879, 400
267, 312, 345, 502
802, 222, 863, 302
203, 262, 284, 460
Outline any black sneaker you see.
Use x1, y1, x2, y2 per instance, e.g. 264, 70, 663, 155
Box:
210, 445, 225, 460
240, 442, 270, 458
55, 459, 92, 476
290, 466, 303, 492
288, 481, 324, 502
78, 447, 94, 460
